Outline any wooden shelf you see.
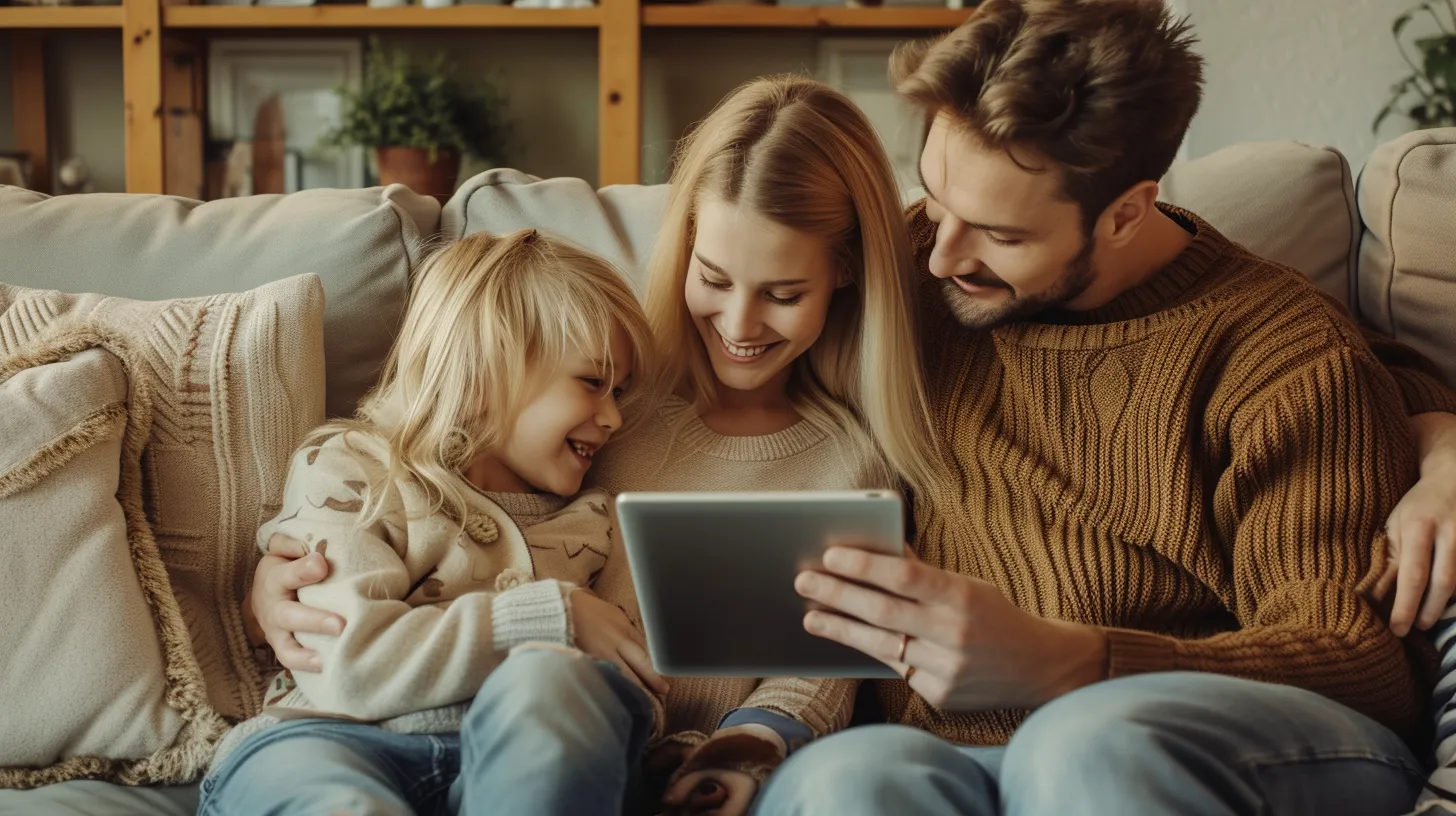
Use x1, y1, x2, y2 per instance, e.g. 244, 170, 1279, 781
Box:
642, 4, 972, 28
0, 5, 124, 28
163, 4, 602, 28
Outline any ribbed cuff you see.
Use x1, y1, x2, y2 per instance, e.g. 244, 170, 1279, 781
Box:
1397, 370, 1456, 417
491, 579, 572, 651
1102, 627, 1179, 678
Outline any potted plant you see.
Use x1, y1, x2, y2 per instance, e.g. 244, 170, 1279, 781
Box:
1376, 0, 1456, 133
326, 39, 511, 196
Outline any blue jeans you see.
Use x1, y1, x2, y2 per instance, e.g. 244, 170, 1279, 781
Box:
199, 647, 655, 816
752, 672, 1425, 816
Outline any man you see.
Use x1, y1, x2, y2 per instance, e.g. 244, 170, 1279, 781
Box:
767, 1, 1456, 814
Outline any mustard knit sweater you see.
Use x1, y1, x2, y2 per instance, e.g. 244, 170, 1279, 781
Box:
884, 202, 1456, 746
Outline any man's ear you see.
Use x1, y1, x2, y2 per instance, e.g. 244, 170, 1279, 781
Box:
1097, 180, 1160, 249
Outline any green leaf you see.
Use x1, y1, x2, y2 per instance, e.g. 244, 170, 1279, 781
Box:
1416, 35, 1456, 89
1395, 10, 1414, 36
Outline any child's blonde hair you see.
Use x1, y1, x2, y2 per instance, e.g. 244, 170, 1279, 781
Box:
644, 74, 943, 493
316, 228, 658, 524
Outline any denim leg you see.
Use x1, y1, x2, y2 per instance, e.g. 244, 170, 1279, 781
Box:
199, 719, 458, 816
1000, 671, 1425, 816
452, 647, 656, 816
751, 724, 1001, 816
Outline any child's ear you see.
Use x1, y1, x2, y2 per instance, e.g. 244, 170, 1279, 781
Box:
836, 270, 853, 289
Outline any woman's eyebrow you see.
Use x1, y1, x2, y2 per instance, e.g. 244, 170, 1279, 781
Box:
696, 252, 807, 286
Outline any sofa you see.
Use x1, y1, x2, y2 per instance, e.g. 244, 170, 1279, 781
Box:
0, 127, 1453, 816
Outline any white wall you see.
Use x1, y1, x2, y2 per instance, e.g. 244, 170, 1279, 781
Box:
1181, 0, 1437, 168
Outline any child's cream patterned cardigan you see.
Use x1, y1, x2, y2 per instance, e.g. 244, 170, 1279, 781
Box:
212, 430, 662, 770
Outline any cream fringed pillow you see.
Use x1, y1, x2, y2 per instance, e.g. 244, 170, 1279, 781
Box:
0, 275, 325, 785
0, 333, 228, 787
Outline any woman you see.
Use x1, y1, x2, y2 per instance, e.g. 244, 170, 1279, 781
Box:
249, 74, 942, 816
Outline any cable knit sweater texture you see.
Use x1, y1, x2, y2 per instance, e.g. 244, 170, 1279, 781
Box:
211, 430, 626, 769
881, 202, 1449, 746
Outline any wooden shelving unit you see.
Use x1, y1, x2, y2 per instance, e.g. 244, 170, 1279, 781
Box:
163, 4, 603, 27
0, 6, 124, 27
4, 0, 973, 194
644, 5, 971, 28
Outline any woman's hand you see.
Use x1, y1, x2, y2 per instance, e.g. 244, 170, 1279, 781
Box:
1388, 412, 1456, 637
569, 588, 669, 696
660, 724, 786, 816
250, 533, 344, 672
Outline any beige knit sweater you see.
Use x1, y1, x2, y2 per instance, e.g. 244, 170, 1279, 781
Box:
588, 395, 887, 739
211, 430, 627, 768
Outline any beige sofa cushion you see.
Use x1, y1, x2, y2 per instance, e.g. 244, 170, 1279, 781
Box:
1357, 127, 1456, 387
444, 169, 667, 292
1160, 141, 1359, 306
0, 185, 438, 418
0, 275, 325, 724
0, 339, 227, 788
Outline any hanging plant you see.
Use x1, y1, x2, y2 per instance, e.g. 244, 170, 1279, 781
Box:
1376, 0, 1456, 132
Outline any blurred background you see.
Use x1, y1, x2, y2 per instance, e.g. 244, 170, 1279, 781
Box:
0, 0, 1449, 198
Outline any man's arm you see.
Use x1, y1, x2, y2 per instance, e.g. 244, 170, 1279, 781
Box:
1093, 341, 1426, 732
796, 342, 1428, 737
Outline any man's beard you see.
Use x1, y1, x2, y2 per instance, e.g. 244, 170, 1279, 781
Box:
939, 239, 1096, 330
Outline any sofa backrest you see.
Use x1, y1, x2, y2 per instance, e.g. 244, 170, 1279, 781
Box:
1356, 127, 1456, 387
1159, 140, 1359, 308
443, 168, 667, 294
0, 184, 441, 418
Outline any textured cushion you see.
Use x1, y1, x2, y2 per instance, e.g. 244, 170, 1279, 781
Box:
444, 169, 668, 292
1356, 127, 1456, 387
0, 185, 437, 418
1160, 140, 1359, 306
0, 340, 227, 788
0, 275, 325, 725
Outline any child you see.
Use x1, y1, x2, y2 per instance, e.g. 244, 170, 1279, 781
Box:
1414, 605, 1456, 816
199, 228, 667, 816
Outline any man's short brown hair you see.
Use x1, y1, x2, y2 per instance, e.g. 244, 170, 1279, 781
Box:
893, 0, 1204, 230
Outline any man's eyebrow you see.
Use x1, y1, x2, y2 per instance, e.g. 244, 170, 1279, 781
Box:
918, 164, 1035, 237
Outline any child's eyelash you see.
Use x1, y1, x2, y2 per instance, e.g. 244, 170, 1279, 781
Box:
698, 274, 730, 290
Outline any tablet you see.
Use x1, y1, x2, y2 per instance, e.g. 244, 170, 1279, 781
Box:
615, 490, 904, 679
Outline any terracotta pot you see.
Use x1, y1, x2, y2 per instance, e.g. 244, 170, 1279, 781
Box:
376, 147, 461, 197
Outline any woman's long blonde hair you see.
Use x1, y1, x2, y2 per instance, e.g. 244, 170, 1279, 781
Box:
644, 75, 942, 492
317, 228, 658, 524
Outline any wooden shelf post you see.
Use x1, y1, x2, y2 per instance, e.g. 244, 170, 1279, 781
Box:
124, 0, 166, 193
11, 35, 50, 194
598, 0, 640, 186
162, 36, 205, 199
